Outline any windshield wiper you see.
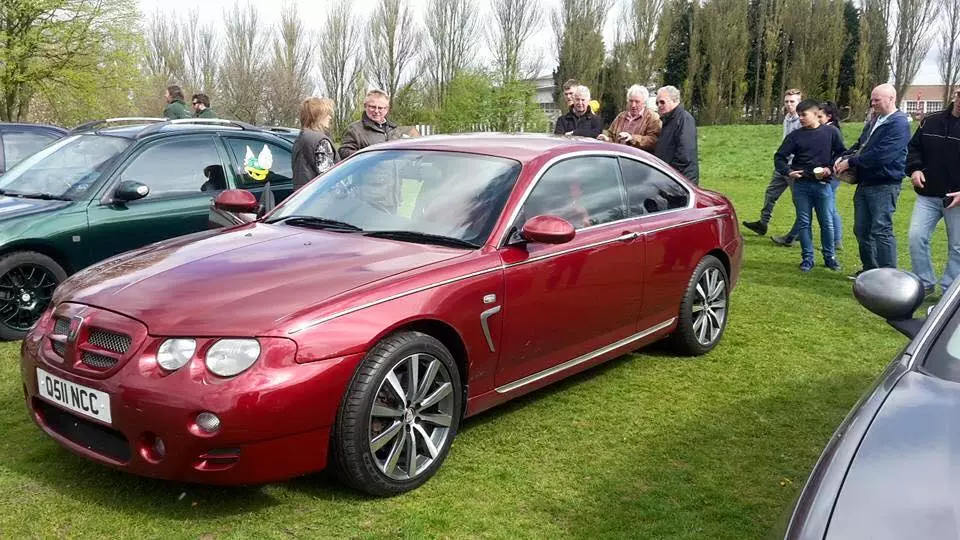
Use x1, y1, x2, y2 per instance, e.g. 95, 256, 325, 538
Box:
269, 215, 363, 231
16, 192, 72, 201
364, 230, 479, 249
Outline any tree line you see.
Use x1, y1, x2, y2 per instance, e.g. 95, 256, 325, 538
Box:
1, 0, 955, 133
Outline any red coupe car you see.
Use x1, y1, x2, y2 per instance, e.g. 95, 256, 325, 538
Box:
20, 134, 743, 496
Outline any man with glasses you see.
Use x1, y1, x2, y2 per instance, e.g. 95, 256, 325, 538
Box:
339, 89, 401, 160
654, 85, 699, 184
191, 93, 216, 118
742, 89, 803, 236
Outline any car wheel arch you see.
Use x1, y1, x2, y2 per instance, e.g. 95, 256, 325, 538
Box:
0, 241, 73, 274
706, 248, 731, 277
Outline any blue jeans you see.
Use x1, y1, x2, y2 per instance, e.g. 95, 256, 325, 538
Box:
793, 180, 836, 264
785, 179, 842, 246
908, 194, 960, 291
854, 182, 902, 270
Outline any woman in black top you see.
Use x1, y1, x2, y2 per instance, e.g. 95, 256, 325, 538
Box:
818, 101, 843, 251
292, 97, 337, 190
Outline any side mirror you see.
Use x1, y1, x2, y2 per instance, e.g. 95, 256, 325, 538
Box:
520, 215, 576, 245
853, 268, 926, 337
114, 180, 149, 202
214, 189, 259, 214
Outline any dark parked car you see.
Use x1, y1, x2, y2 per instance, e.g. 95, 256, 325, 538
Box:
782, 268, 960, 539
0, 118, 294, 340
0, 123, 67, 174
21, 134, 743, 495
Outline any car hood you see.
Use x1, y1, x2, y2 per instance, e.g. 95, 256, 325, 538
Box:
59, 223, 468, 336
826, 371, 960, 539
0, 195, 70, 221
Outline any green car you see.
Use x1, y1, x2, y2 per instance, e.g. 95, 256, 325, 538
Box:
0, 118, 295, 340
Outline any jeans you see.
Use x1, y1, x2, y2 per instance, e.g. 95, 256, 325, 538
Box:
908, 194, 960, 291
784, 179, 842, 246
854, 182, 902, 270
793, 181, 836, 264
760, 171, 791, 225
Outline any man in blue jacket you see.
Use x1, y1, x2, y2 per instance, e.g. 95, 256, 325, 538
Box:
835, 84, 911, 276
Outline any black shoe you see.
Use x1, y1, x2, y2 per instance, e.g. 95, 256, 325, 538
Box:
825, 259, 841, 272
771, 235, 795, 247
743, 220, 767, 236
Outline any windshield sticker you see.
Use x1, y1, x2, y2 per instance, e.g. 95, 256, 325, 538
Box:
244, 145, 273, 181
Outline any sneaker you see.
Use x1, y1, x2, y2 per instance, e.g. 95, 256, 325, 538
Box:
743, 220, 767, 236
771, 235, 795, 247
800, 261, 814, 272
825, 259, 841, 272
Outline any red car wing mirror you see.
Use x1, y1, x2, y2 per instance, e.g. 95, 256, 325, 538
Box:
521, 215, 576, 245
214, 189, 259, 214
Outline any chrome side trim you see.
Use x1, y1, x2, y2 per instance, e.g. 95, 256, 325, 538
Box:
496, 150, 696, 247
642, 214, 726, 236
503, 231, 640, 269
494, 318, 676, 394
288, 266, 503, 334
480, 306, 502, 352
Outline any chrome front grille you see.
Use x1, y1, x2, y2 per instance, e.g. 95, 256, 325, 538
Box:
53, 317, 70, 336
87, 329, 131, 354
81, 351, 118, 370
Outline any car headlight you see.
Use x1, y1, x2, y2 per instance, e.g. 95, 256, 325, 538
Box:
205, 339, 261, 377
157, 339, 197, 371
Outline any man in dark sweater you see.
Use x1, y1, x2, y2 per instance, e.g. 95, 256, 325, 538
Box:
654, 85, 699, 184
774, 99, 846, 272
554, 85, 603, 138
835, 83, 911, 276
908, 92, 960, 296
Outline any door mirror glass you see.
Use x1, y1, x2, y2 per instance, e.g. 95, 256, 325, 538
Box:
214, 189, 259, 214
521, 215, 576, 244
114, 180, 149, 202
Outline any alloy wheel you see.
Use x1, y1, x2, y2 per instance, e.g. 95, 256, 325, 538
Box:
368, 352, 456, 481
0, 264, 58, 332
691, 267, 727, 346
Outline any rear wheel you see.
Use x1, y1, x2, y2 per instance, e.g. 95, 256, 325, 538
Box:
0, 251, 66, 341
670, 255, 729, 356
332, 331, 462, 496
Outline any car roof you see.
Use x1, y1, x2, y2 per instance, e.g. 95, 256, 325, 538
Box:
363, 133, 613, 163
69, 121, 289, 143
0, 122, 68, 135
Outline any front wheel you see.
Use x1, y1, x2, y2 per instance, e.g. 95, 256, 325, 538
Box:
332, 331, 463, 496
670, 255, 729, 356
0, 251, 66, 341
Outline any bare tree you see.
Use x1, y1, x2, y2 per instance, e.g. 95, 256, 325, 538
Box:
182, 9, 220, 98
145, 11, 186, 83
265, 3, 314, 126
552, 0, 612, 102
939, 0, 960, 104
487, 0, 543, 85
319, 2, 363, 136
423, 0, 480, 107
889, 0, 937, 100
618, 0, 664, 87
220, 2, 269, 123
365, 0, 420, 100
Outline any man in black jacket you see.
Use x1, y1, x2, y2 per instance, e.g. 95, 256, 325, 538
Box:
654, 85, 699, 184
908, 92, 960, 296
553, 86, 603, 138
339, 89, 402, 160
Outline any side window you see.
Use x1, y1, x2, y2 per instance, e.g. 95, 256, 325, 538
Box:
2, 131, 59, 170
121, 137, 223, 198
522, 156, 624, 229
619, 157, 690, 216
223, 138, 293, 188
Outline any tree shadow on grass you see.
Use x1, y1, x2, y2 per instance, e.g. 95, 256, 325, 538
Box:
539, 371, 883, 540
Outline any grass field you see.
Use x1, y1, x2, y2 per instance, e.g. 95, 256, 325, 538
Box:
0, 124, 944, 539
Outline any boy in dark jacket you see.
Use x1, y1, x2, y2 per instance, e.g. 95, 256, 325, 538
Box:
774, 99, 846, 272
908, 93, 960, 296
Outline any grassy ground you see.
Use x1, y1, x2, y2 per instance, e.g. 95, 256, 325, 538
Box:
0, 124, 945, 539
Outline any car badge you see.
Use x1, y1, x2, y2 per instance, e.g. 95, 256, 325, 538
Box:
67, 316, 84, 343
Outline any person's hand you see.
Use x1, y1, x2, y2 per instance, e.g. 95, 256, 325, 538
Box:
947, 192, 960, 210
618, 131, 633, 143
814, 167, 831, 180
835, 159, 849, 174
598, 133, 611, 142
565, 131, 574, 136
788, 170, 803, 179
911, 170, 926, 189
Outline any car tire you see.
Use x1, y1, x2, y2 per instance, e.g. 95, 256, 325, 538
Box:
332, 331, 463, 496
670, 254, 729, 356
0, 251, 66, 341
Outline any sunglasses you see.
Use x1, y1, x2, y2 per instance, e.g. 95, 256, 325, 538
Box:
656, 100, 667, 105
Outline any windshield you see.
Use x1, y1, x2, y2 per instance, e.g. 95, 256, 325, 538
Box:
270, 150, 522, 246
0, 134, 130, 200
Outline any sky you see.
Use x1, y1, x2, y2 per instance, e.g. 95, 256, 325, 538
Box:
138, 0, 942, 88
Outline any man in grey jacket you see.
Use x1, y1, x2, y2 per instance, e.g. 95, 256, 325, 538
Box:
339, 89, 402, 160
743, 89, 802, 236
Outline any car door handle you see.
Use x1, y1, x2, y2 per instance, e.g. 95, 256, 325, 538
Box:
618, 231, 641, 242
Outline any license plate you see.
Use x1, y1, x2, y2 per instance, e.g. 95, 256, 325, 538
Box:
36, 368, 112, 424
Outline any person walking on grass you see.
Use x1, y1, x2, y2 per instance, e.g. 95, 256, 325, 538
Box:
743, 89, 803, 236
773, 100, 846, 272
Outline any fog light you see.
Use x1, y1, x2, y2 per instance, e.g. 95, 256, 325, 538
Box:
153, 436, 166, 458
195, 412, 221, 433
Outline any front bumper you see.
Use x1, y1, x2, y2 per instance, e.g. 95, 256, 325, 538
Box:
20, 325, 363, 485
